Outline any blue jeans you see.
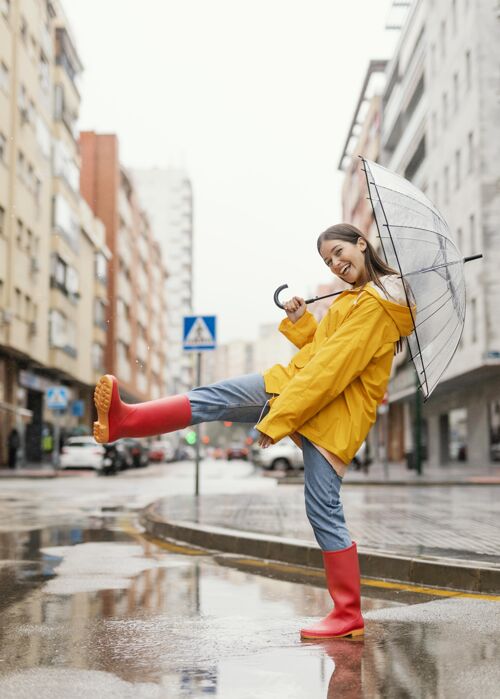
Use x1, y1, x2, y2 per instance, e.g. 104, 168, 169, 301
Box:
187, 374, 351, 551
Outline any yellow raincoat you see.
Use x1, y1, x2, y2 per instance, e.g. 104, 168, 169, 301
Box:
256, 278, 415, 465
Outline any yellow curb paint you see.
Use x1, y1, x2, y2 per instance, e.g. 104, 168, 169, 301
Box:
227, 557, 500, 602
123, 524, 500, 601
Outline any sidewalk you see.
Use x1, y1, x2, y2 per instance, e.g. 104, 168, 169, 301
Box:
141, 478, 500, 594
273, 460, 500, 486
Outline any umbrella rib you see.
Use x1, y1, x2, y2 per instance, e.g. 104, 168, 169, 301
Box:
361, 159, 388, 264
414, 280, 465, 329
381, 224, 456, 246
410, 314, 462, 372
363, 159, 429, 397
403, 259, 463, 277
417, 277, 465, 315
370, 182, 448, 229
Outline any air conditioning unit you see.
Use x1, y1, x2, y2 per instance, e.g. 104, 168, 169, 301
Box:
30, 257, 40, 273
0, 309, 13, 325
28, 321, 37, 336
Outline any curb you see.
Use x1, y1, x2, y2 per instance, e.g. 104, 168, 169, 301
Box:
271, 475, 500, 487
141, 501, 500, 594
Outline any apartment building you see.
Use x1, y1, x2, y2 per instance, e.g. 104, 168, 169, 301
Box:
80, 133, 168, 402
0, 1, 111, 464
342, 0, 500, 466
132, 168, 194, 395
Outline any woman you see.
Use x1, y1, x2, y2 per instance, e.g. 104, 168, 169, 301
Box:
93, 223, 414, 640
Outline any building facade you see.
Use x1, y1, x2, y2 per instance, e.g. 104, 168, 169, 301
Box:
341, 0, 500, 467
0, 0, 111, 465
132, 168, 194, 395
79, 133, 169, 403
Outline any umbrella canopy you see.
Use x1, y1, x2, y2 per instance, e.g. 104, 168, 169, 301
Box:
361, 157, 481, 401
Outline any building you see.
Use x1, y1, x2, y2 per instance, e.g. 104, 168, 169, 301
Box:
0, 0, 111, 464
132, 168, 194, 395
342, 0, 500, 467
79, 133, 169, 402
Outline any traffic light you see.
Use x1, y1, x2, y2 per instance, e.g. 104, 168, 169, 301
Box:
202, 435, 210, 445
223, 421, 233, 427
185, 430, 197, 445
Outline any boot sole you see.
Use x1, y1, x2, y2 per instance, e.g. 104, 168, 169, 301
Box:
300, 627, 364, 640
93, 375, 113, 443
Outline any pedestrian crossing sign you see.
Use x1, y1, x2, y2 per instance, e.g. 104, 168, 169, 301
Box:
46, 386, 69, 410
183, 315, 217, 351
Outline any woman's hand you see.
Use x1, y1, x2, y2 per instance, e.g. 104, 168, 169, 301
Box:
284, 296, 306, 323
257, 431, 273, 448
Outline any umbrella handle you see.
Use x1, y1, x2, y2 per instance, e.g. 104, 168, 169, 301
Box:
273, 283, 344, 310
464, 254, 483, 263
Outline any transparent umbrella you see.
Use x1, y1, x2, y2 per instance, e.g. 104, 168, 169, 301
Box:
361, 157, 482, 400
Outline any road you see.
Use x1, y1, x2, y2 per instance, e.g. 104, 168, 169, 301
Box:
0, 460, 498, 698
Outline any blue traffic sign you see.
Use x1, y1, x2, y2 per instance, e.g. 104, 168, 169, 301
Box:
183, 316, 217, 351
46, 386, 69, 410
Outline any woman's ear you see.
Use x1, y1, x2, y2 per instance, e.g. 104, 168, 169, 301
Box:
357, 237, 367, 252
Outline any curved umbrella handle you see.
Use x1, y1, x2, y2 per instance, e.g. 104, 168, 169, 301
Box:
274, 283, 345, 309
273, 284, 289, 309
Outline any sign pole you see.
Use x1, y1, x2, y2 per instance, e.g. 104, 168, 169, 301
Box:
52, 409, 61, 470
194, 352, 202, 497
182, 315, 217, 499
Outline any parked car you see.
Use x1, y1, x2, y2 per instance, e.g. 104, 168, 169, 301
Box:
226, 443, 249, 461
120, 438, 150, 468
252, 437, 303, 471
60, 436, 105, 471
148, 440, 173, 463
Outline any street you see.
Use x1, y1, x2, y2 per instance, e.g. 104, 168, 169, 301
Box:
0, 460, 499, 698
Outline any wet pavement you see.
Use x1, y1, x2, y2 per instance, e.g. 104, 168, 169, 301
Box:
146, 483, 500, 564
0, 461, 499, 697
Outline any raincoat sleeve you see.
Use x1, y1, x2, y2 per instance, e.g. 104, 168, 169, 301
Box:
257, 294, 391, 442
278, 311, 318, 349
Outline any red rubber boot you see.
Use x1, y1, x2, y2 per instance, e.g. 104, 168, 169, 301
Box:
93, 375, 192, 443
300, 542, 364, 639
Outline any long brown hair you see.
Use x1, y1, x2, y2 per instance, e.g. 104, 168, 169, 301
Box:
317, 223, 399, 299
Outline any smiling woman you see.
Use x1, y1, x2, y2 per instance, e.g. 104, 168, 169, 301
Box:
92, 220, 415, 642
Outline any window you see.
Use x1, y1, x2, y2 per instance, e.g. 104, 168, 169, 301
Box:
467, 131, 474, 172
14, 287, 21, 317
94, 298, 107, 329
470, 298, 477, 343
16, 218, 23, 247
26, 228, 33, 254
444, 166, 450, 204
0, 205, 5, 235
431, 112, 437, 147
51, 253, 67, 288
453, 73, 459, 111
0, 61, 8, 92
440, 20, 446, 58
53, 194, 79, 250
92, 343, 105, 372
455, 149, 461, 190
469, 213, 476, 253
442, 92, 448, 129
465, 50, 471, 90
39, 51, 50, 94
17, 150, 24, 180
1, 0, 10, 21
95, 252, 108, 284
0, 132, 6, 162
20, 15, 27, 44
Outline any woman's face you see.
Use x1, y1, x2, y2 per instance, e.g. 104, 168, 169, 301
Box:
319, 237, 368, 286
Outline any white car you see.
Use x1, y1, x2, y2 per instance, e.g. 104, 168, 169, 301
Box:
60, 436, 105, 470
252, 437, 304, 471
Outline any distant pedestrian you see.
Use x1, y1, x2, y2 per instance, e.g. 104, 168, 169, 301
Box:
92, 223, 415, 640
7, 427, 20, 469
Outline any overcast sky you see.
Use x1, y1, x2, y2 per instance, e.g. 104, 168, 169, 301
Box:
63, 0, 398, 343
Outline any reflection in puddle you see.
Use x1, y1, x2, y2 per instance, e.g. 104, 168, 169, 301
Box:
0, 518, 499, 698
